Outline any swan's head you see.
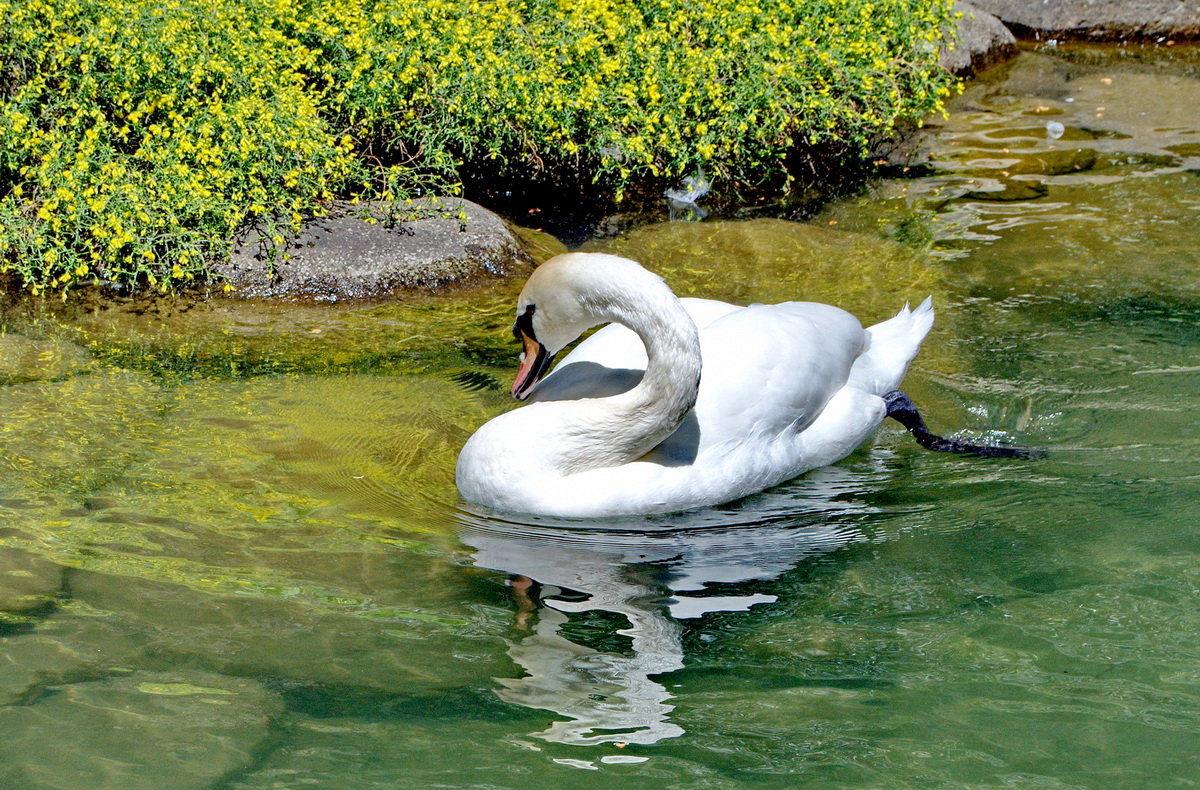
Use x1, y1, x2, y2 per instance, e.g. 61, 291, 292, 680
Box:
509, 253, 667, 400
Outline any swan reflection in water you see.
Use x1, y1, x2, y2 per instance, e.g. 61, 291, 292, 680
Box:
458, 464, 889, 747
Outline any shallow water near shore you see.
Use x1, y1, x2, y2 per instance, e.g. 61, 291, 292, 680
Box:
3, 46, 1200, 788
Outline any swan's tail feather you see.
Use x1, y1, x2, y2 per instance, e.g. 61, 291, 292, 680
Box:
847, 297, 934, 395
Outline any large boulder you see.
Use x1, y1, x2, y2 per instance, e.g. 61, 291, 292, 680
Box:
941, 1, 1018, 76
972, 0, 1200, 41
220, 198, 533, 300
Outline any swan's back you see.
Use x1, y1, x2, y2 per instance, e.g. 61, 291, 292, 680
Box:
689, 302, 865, 449
534, 299, 871, 461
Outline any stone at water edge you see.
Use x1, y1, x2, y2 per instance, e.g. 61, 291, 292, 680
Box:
220, 197, 534, 300
941, 1, 1018, 76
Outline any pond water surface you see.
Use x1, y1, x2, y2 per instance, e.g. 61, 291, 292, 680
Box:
2, 46, 1200, 788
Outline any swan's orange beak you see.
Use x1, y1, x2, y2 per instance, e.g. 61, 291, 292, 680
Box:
512, 330, 554, 400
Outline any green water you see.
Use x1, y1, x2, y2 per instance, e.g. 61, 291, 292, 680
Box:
3, 46, 1200, 787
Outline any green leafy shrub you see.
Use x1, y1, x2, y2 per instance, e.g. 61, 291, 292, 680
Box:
0, 0, 956, 293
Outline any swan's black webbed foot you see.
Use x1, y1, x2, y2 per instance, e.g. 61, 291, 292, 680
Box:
883, 390, 1046, 460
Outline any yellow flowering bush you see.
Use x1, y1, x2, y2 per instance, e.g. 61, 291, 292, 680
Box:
0, 0, 956, 293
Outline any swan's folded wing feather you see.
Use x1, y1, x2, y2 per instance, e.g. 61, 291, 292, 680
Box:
683, 301, 867, 453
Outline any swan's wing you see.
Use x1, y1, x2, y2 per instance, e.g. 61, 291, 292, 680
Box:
668, 302, 869, 454
529, 297, 737, 403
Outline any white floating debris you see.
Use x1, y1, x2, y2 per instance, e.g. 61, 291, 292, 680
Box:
665, 169, 711, 205
600, 755, 650, 765
665, 170, 712, 221
553, 758, 599, 770
1046, 121, 1065, 140
1132, 365, 1200, 376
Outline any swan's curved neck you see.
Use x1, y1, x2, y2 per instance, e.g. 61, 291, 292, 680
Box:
556, 278, 701, 474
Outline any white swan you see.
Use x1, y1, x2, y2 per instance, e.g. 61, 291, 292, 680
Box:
456, 252, 934, 518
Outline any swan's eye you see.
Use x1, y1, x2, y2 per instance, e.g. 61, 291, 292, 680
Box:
512, 304, 536, 341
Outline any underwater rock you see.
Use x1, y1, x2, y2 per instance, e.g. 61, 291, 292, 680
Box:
222, 198, 534, 300
0, 369, 168, 503
230, 714, 586, 790
0, 372, 500, 623
951, 173, 1200, 296
1066, 72, 1200, 155
586, 217, 949, 325
965, 178, 1050, 201
918, 60, 1200, 195
1005, 147, 1097, 176
0, 670, 281, 789
956, 146, 1098, 178
0, 616, 145, 706
941, 1, 1018, 76
987, 50, 1076, 100
0, 548, 64, 615
0, 334, 94, 386
973, 0, 1200, 41
1167, 142, 1200, 158
1095, 151, 1185, 171
68, 571, 511, 696
510, 225, 569, 265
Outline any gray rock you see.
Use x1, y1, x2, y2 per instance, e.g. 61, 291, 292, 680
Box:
973, 0, 1200, 41
941, 2, 1019, 75
221, 198, 534, 300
